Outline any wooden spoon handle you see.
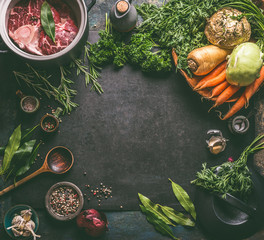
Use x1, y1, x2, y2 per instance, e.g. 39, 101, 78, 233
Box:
0, 168, 46, 197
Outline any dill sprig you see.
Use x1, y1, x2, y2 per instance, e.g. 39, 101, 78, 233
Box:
191, 135, 264, 200
14, 64, 78, 114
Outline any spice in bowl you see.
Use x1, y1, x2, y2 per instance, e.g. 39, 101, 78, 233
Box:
42, 116, 57, 131
50, 186, 80, 216
45, 182, 84, 221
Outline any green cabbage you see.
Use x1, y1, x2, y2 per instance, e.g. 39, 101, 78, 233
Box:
226, 42, 263, 86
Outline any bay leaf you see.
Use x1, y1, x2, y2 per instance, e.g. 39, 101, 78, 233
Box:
140, 205, 179, 240
0, 125, 21, 175
159, 205, 195, 227
41, 1, 56, 43
138, 193, 175, 226
169, 179, 196, 220
15, 141, 41, 178
21, 124, 39, 144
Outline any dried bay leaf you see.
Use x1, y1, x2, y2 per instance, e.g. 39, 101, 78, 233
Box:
169, 178, 196, 220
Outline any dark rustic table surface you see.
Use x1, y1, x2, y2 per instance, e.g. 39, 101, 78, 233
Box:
1, 0, 264, 240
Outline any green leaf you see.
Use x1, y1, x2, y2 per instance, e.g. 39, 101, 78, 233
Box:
140, 205, 179, 240
169, 179, 196, 220
15, 141, 41, 177
0, 125, 21, 175
138, 193, 175, 226
13, 140, 36, 164
0, 146, 5, 155
159, 205, 195, 227
21, 124, 39, 144
41, 1, 56, 43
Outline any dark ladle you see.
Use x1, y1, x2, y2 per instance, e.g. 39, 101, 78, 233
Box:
0, 146, 74, 197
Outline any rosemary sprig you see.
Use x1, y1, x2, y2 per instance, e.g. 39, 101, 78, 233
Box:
71, 58, 103, 94
14, 64, 77, 114
191, 135, 264, 200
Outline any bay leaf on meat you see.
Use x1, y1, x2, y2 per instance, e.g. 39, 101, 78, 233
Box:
169, 178, 196, 220
41, 1, 56, 43
139, 205, 179, 240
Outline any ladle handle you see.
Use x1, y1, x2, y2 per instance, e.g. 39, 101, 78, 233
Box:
0, 168, 46, 197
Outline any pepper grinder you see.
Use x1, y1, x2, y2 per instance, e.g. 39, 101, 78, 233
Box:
110, 0, 138, 32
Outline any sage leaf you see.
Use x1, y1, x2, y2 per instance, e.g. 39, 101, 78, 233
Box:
138, 193, 175, 226
169, 179, 196, 220
159, 205, 195, 227
15, 141, 41, 178
41, 1, 56, 43
140, 205, 179, 240
0, 125, 21, 175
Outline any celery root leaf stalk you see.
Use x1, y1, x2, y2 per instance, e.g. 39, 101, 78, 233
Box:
191, 135, 264, 200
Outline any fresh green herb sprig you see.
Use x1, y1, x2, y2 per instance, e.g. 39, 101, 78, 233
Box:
135, 0, 231, 74
139, 179, 196, 239
14, 64, 77, 114
191, 135, 264, 200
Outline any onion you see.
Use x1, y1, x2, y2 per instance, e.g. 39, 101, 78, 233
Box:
76, 209, 108, 237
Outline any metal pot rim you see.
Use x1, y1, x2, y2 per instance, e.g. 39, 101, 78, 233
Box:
0, 0, 88, 61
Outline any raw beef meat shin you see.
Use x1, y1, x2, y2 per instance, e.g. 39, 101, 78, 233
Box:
8, 0, 78, 56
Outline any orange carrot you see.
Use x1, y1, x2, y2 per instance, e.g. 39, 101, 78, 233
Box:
196, 70, 226, 90
244, 66, 264, 107
213, 85, 240, 107
222, 94, 247, 120
210, 81, 229, 98
194, 61, 227, 90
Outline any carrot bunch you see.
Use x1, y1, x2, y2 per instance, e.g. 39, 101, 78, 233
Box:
172, 49, 264, 120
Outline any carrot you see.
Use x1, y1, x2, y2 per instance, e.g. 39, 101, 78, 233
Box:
222, 94, 247, 120
187, 45, 231, 76
210, 81, 229, 98
195, 70, 226, 90
213, 85, 240, 108
195, 61, 227, 90
244, 66, 264, 107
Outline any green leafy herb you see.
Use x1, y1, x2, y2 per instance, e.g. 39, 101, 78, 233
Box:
159, 205, 195, 227
138, 183, 195, 239
169, 178, 196, 220
41, 1, 56, 43
0, 125, 21, 175
15, 141, 41, 181
139, 205, 179, 240
14, 64, 77, 114
191, 135, 264, 200
21, 124, 39, 144
138, 193, 175, 226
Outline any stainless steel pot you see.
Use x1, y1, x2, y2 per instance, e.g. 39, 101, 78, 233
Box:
0, 0, 96, 65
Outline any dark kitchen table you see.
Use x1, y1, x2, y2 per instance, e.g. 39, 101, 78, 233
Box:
1, 0, 264, 240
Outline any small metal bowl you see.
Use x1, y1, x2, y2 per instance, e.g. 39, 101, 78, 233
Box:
45, 181, 84, 221
3, 205, 39, 239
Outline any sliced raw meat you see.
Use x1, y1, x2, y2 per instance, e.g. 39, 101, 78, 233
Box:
8, 0, 78, 56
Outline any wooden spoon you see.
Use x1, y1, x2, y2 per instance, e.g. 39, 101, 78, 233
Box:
0, 146, 74, 197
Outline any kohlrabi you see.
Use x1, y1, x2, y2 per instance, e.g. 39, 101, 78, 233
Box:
226, 42, 264, 86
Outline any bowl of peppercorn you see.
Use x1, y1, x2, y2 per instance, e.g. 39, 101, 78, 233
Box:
45, 181, 84, 221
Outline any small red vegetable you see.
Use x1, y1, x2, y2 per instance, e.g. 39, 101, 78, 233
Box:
76, 209, 108, 238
